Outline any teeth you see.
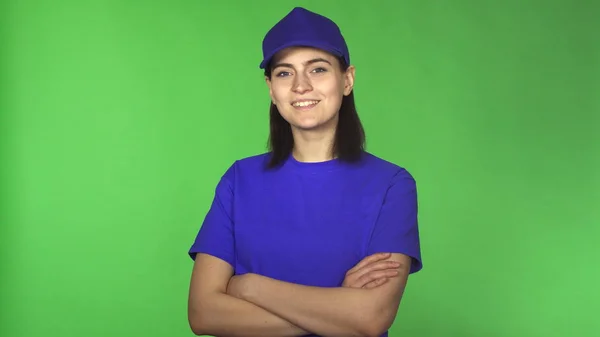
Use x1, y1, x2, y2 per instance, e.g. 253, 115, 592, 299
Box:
292, 100, 319, 107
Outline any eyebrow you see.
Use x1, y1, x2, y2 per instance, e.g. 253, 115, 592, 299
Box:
272, 58, 332, 70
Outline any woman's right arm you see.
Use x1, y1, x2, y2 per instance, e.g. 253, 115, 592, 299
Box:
187, 167, 308, 336
188, 253, 311, 337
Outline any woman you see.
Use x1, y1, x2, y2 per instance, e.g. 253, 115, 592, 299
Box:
187, 7, 423, 337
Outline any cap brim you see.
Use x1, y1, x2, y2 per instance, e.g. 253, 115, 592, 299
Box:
259, 40, 344, 69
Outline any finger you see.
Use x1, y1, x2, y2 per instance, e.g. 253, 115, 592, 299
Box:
363, 277, 388, 289
350, 260, 401, 282
349, 253, 391, 273
356, 269, 399, 287
360, 260, 401, 274
346, 253, 391, 274
348, 269, 398, 289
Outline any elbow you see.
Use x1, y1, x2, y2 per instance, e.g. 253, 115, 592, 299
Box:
189, 319, 205, 336
188, 303, 210, 336
189, 314, 211, 336
189, 323, 204, 336
356, 309, 396, 337
188, 310, 205, 336
356, 327, 387, 337
358, 323, 393, 337
188, 290, 226, 336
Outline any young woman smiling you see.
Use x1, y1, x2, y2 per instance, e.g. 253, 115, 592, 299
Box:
187, 7, 423, 337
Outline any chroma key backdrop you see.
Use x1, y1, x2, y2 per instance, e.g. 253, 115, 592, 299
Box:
1, 1, 598, 336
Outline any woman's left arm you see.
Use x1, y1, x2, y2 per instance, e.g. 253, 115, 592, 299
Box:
228, 253, 411, 337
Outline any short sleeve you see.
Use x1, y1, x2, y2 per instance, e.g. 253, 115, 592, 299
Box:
366, 169, 423, 274
188, 164, 236, 268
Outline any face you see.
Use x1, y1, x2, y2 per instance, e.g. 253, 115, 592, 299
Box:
265, 47, 355, 133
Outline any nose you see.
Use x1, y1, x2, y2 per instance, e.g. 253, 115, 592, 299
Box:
292, 73, 312, 94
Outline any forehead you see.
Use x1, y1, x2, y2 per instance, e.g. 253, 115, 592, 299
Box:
271, 46, 338, 65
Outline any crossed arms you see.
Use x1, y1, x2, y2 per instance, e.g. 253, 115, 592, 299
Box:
187, 252, 412, 337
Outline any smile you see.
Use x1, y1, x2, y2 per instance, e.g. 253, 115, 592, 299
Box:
291, 100, 320, 109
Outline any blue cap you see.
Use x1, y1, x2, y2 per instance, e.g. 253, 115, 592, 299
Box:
259, 7, 350, 69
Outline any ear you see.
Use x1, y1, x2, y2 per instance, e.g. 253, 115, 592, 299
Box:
343, 65, 355, 96
265, 76, 275, 102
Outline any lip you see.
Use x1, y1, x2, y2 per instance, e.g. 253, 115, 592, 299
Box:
291, 99, 320, 110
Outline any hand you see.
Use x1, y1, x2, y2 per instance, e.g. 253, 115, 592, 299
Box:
342, 252, 401, 289
226, 273, 254, 299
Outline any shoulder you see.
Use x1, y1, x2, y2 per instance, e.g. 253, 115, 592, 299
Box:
233, 152, 272, 169
358, 152, 416, 187
219, 152, 273, 182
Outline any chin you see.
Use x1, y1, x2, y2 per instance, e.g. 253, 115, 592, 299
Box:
291, 120, 333, 132
282, 111, 338, 132
294, 125, 321, 131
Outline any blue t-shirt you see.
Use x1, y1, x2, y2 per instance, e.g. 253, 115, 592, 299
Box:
189, 151, 422, 336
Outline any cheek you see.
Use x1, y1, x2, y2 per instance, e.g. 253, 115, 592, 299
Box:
270, 86, 288, 104
323, 79, 346, 98
273, 95, 287, 109
324, 85, 344, 104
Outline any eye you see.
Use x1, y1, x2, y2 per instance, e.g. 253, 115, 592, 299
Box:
276, 71, 291, 77
312, 67, 327, 73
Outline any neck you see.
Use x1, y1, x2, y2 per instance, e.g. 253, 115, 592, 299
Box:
291, 127, 336, 163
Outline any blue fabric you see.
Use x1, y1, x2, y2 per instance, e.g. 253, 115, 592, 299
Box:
259, 7, 351, 69
189, 152, 423, 336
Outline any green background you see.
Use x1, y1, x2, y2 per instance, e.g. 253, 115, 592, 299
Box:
1, 1, 599, 336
